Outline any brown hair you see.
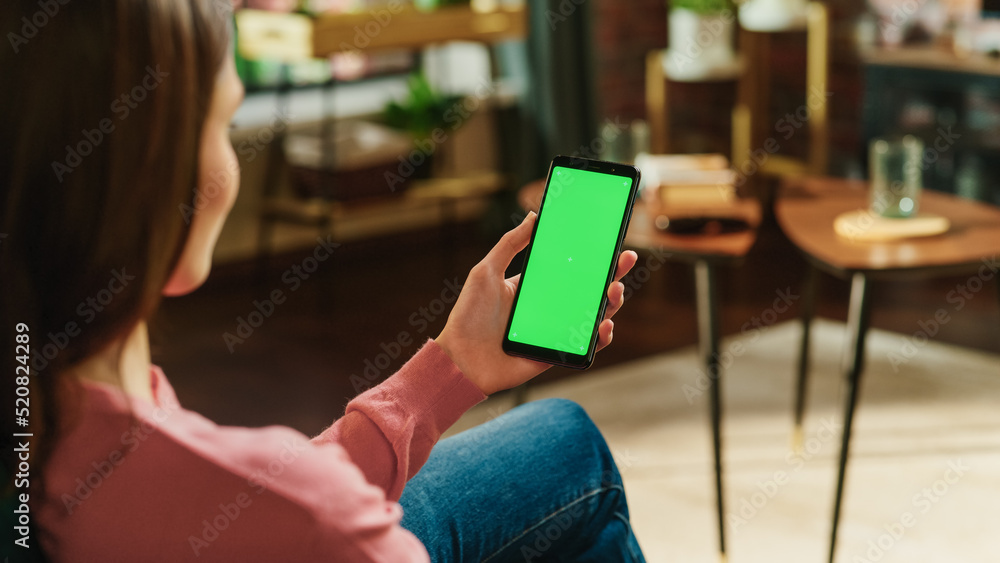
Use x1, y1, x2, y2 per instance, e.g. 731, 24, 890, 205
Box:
0, 0, 231, 500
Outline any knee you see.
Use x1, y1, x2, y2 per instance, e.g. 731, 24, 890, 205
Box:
520, 398, 596, 437
517, 399, 619, 479
505, 398, 604, 449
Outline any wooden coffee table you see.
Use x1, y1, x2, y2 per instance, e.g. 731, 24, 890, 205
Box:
776, 176, 1000, 563
521, 180, 762, 562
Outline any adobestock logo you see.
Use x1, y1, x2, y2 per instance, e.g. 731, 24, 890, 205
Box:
61, 400, 180, 515
334, 0, 405, 55
350, 277, 463, 393
384, 79, 497, 193
188, 437, 307, 556
51, 64, 169, 183
683, 287, 799, 404
223, 236, 341, 353
29, 268, 135, 374
7, 0, 70, 54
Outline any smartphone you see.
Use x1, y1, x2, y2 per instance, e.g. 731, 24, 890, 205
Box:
502, 156, 640, 369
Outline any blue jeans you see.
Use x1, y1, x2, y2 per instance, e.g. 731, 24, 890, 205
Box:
400, 398, 645, 562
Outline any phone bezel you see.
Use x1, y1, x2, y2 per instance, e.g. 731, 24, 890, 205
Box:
501, 155, 641, 369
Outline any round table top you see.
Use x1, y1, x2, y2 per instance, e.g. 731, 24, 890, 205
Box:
776, 177, 1000, 276
519, 179, 761, 263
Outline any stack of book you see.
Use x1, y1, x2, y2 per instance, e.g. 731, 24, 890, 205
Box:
634, 153, 736, 207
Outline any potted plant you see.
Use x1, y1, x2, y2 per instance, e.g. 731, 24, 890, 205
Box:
737, 0, 808, 31
282, 76, 464, 201
382, 72, 464, 179
664, 0, 739, 81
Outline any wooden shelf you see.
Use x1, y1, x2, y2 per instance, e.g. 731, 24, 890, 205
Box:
236, 5, 527, 61
238, 7, 522, 250
860, 46, 1000, 78
313, 5, 526, 56
261, 171, 505, 239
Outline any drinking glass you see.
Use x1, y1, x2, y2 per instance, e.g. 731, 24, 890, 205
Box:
869, 135, 923, 218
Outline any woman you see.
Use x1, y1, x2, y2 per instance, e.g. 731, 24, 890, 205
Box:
0, 1, 645, 561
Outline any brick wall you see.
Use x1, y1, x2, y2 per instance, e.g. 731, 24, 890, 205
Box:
592, 0, 668, 122
592, 0, 868, 173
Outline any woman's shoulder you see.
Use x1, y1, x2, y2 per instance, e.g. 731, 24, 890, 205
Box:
58, 367, 363, 495
40, 368, 407, 561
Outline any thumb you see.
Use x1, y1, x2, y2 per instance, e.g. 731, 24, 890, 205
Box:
486, 211, 535, 271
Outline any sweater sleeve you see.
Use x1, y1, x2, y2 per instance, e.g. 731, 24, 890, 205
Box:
313, 339, 486, 500
39, 348, 485, 562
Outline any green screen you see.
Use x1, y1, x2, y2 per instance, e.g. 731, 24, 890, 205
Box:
508, 166, 632, 355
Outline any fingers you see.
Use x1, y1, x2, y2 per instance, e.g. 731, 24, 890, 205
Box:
601, 251, 636, 322
614, 250, 638, 282
485, 212, 536, 274
597, 254, 633, 351
504, 273, 522, 292
596, 319, 614, 350
603, 280, 625, 321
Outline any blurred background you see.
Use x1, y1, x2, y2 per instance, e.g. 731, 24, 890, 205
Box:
156, 0, 1000, 432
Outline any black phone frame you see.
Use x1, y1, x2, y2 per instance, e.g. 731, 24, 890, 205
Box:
501, 155, 641, 369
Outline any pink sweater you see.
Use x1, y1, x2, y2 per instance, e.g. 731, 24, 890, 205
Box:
39, 340, 486, 561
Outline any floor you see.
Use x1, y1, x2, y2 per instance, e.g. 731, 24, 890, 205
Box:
450, 319, 1000, 562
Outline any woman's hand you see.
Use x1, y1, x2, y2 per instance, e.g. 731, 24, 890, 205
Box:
435, 212, 639, 396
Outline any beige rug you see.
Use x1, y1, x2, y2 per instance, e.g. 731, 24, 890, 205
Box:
447, 319, 1000, 563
